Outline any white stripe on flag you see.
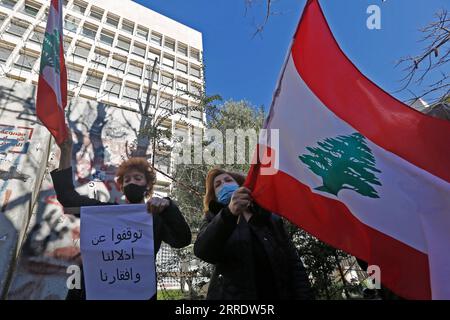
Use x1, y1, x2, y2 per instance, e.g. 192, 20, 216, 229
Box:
266, 55, 450, 298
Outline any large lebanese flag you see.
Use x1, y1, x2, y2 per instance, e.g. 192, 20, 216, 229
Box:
36, 0, 68, 145
245, 0, 450, 300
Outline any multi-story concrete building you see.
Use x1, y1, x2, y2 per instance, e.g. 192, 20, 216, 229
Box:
0, 0, 205, 293
0, 0, 204, 193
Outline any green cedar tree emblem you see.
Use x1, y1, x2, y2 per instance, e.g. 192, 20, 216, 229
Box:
40, 30, 61, 74
299, 132, 382, 198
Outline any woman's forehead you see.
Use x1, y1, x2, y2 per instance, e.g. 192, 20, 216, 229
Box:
124, 169, 145, 177
214, 173, 233, 183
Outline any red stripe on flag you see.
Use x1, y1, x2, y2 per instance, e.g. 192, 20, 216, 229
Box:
36, 78, 68, 145
59, 38, 67, 108
51, 0, 59, 12
291, 0, 450, 183
249, 146, 431, 299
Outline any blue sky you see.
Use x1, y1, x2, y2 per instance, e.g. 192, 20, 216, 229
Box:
134, 0, 449, 109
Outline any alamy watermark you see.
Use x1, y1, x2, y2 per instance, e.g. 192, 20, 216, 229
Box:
367, 4, 382, 30
367, 264, 381, 289
66, 265, 81, 290
171, 128, 279, 175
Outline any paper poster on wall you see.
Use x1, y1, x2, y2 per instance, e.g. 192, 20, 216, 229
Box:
80, 204, 156, 300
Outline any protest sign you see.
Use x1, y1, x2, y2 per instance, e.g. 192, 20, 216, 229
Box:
80, 204, 156, 300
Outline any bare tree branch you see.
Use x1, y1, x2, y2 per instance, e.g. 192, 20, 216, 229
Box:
396, 9, 450, 104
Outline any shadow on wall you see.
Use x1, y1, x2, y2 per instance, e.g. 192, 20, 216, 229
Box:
0, 80, 50, 299
1, 78, 149, 299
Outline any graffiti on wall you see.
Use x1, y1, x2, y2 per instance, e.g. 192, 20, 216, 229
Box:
5, 84, 155, 299
0, 80, 50, 299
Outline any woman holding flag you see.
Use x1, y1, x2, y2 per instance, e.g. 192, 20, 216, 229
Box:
194, 168, 313, 300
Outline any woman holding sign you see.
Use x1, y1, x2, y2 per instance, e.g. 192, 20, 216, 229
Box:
51, 132, 191, 299
194, 168, 313, 300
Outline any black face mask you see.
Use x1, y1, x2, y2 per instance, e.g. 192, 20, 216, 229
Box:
123, 184, 148, 204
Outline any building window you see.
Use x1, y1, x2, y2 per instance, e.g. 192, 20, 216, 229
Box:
14, 52, 38, 72
64, 15, 80, 33
72, 0, 87, 15
190, 65, 201, 78
105, 14, 119, 28
176, 79, 188, 94
190, 106, 203, 120
141, 89, 156, 107
21, 1, 41, 17
177, 43, 188, 57
81, 23, 98, 40
122, 84, 139, 103
159, 96, 172, 111
177, 59, 188, 74
92, 49, 109, 66
0, 0, 17, 10
29, 28, 44, 45
104, 79, 121, 98
150, 32, 162, 46
6, 20, 30, 37
110, 56, 126, 73
121, 19, 134, 35
148, 49, 160, 64
116, 37, 131, 52
190, 83, 201, 96
161, 73, 173, 89
72, 43, 90, 59
132, 42, 146, 58
83, 71, 103, 91
164, 38, 175, 51
174, 100, 188, 116
89, 6, 104, 21
136, 26, 148, 40
190, 48, 200, 61
144, 68, 158, 84
0, 44, 15, 64
63, 37, 72, 51
42, 7, 48, 20
154, 153, 170, 174
128, 62, 143, 78
162, 55, 174, 69
99, 29, 114, 46
67, 67, 82, 87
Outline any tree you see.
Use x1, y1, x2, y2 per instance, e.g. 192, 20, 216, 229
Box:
168, 99, 265, 299
285, 225, 368, 300
396, 9, 449, 104
299, 133, 382, 198
245, 0, 274, 38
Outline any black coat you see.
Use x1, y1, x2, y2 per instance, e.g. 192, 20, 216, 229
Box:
194, 201, 314, 300
50, 167, 191, 299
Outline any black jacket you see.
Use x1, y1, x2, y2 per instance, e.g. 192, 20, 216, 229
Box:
50, 167, 191, 299
194, 201, 314, 300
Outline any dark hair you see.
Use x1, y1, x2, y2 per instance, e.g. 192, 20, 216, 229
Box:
115, 157, 156, 197
203, 167, 245, 213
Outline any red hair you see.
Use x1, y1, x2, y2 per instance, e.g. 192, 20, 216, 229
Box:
115, 157, 156, 196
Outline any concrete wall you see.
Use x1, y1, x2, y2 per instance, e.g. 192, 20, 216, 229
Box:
0, 78, 165, 299
0, 79, 51, 298
84, 0, 203, 49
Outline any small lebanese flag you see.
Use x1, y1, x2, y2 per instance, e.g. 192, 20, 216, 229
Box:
245, 0, 450, 300
36, 0, 68, 145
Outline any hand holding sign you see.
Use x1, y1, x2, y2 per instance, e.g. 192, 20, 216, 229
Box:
147, 197, 170, 215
